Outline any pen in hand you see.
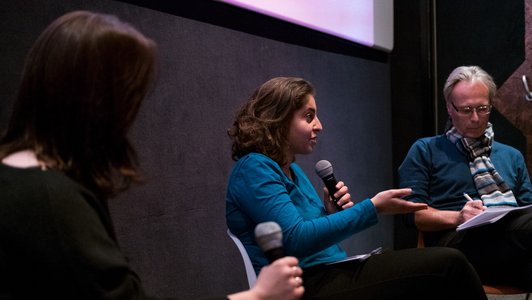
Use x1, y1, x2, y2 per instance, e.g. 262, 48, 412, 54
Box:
463, 193, 485, 211
463, 193, 474, 202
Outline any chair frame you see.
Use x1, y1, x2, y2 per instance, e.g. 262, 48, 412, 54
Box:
227, 229, 257, 288
417, 231, 530, 298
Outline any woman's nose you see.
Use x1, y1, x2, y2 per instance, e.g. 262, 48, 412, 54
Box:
314, 118, 323, 130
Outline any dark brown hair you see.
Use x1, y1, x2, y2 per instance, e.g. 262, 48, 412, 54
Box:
0, 11, 157, 198
228, 77, 314, 166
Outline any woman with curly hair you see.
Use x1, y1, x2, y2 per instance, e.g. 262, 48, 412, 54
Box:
226, 76, 487, 300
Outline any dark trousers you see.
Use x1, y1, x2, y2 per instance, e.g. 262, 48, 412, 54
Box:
427, 212, 532, 291
301, 247, 486, 300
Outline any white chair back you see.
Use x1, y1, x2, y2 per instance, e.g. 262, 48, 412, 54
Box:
227, 229, 257, 287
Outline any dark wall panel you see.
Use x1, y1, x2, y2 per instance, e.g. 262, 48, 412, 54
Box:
435, 0, 526, 151
0, 0, 393, 298
391, 0, 527, 249
391, 0, 436, 250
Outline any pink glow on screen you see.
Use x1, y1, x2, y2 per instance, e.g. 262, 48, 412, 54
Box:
219, 0, 375, 48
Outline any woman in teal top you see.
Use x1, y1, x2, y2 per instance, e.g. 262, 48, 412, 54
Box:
226, 76, 487, 299
227, 152, 377, 271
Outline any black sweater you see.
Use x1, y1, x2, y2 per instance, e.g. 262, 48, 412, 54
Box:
0, 163, 227, 300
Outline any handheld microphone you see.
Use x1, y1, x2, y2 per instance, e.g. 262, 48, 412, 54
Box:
254, 221, 284, 263
315, 160, 342, 210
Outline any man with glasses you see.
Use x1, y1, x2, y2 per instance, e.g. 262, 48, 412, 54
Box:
398, 65, 532, 291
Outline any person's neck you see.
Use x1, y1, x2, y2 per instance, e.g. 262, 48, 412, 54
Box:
1, 150, 44, 169
282, 164, 291, 179
281, 153, 295, 179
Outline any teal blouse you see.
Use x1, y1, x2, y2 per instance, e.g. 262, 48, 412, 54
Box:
226, 153, 378, 273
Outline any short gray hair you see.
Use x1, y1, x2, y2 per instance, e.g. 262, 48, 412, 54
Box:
443, 65, 496, 104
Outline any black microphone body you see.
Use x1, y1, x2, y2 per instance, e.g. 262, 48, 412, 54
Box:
264, 247, 284, 263
315, 160, 343, 210
255, 221, 285, 263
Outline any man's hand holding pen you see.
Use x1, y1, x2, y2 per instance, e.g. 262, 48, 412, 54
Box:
458, 193, 486, 225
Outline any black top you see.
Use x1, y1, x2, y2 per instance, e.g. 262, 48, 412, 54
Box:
0, 163, 227, 300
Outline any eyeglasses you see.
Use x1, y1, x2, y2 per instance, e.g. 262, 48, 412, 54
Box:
450, 102, 492, 115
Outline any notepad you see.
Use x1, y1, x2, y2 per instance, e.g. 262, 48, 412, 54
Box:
326, 246, 383, 265
456, 204, 532, 231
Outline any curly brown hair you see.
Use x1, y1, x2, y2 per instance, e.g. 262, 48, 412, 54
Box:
228, 77, 315, 166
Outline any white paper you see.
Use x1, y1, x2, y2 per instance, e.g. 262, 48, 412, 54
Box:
456, 204, 532, 231
326, 246, 383, 265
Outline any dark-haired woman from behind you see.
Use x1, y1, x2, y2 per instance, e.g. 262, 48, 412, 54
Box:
0, 11, 303, 300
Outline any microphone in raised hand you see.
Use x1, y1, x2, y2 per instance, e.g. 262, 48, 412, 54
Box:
315, 159, 343, 210
255, 221, 284, 263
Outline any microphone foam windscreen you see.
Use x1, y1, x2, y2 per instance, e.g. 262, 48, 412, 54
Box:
315, 160, 333, 178
254, 221, 283, 252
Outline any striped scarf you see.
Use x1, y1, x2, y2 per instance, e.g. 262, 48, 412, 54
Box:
446, 123, 517, 207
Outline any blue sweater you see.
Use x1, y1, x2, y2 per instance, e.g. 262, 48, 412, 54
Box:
226, 153, 378, 273
398, 135, 532, 211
